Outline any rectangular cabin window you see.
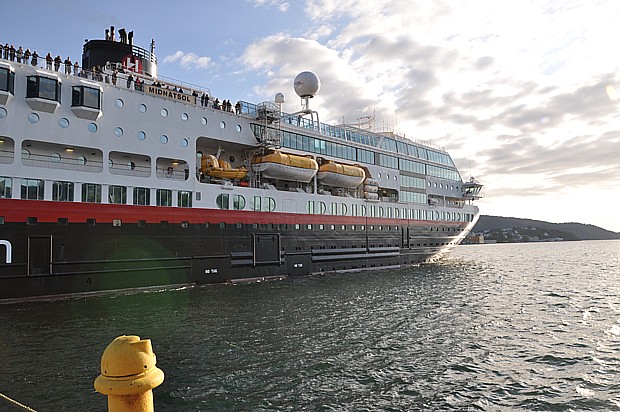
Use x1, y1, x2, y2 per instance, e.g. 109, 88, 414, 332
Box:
52, 181, 74, 202
20, 178, 44, 200
82, 183, 102, 203
0, 177, 12, 198
133, 187, 150, 206
156, 189, 172, 206
0, 67, 15, 94
178, 191, 192, 208
26, 76, 61, 102
109, 185, 127, 204
72, 86, 101, 109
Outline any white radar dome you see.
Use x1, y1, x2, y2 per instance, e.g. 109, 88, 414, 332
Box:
294, 71, 320, 98
275, 92, 285, 104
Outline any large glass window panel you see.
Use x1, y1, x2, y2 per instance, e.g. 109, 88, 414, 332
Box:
133, 187, 150, 205
156, 189, 172, 206
0, 176, 12, 198
20, 179, 44, 200
52, 181, 74, 201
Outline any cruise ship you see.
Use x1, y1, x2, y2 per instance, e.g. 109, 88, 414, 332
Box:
0, 27, 483, 302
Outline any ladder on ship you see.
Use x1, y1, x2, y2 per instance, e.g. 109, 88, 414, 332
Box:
255, 101, 282, 147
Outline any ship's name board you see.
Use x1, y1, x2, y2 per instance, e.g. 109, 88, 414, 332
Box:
146, 86, 196, 104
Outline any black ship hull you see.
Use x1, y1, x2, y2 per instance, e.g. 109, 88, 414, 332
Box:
0, 199, 468, 302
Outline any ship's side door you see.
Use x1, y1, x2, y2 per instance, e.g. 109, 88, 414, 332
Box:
28, 236, 51, 275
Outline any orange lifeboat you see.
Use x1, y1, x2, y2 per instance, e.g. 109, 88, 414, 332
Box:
200, 154, 247, 180
317, 160, 365, 188
251, 150, 318, 183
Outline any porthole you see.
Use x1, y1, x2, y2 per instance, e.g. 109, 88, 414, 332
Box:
219, 121, 226, 129
201, 117, 207, 125
181, 113, 189, 121
28, 113, 39, 123
160, 108, 168, 117
21, 149, 31, 159
59, 118, 69, 128
88, 123, 98, 133
0, 107, 7, 118
114, 127, 123, 137
235, 124, 242, 132
138, 104, 147, 113
51, 153, 61, 162
137, 131, 146, 141
77, 156, 87, 165
115, 99, 124, 108
160, 135, 168, 144
181, 138, 189, 147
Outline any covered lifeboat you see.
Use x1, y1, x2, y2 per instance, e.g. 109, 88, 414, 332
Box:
317, 160, 366, 188
251, 150, 318, 183
200, 154, 248, 180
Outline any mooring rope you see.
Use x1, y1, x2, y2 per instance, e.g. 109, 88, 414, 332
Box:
0, 392, 38, 411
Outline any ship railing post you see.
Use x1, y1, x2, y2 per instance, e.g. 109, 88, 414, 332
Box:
94, 335, 164, 412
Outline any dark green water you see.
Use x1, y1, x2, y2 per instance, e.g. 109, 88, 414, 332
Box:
1, 240, 619, 411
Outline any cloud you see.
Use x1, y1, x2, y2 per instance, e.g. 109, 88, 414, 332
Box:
249, 0, 290, 12
238, 0, 620, 229
163, 51, 211, 70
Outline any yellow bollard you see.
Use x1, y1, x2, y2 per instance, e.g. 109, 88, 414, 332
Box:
94, 335, 164, 412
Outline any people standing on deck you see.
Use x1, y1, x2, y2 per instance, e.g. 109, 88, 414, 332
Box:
53, 55, 61, 71
112, 70, 117, 85
31, 51, 38, 66
9, 45, 15, 61
16, 46, 23, 63
3, 44, 8, 60
45, 53, 52, 70
126, 74, 133, 88
73, 60, 79, 75
64, 57, 71, 74
235, 101, 241, 114
23, 48, 31, 65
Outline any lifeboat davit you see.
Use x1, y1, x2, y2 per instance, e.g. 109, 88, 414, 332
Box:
200, 154, 248, 180
251, 150, 318, 183
317, 160, 366, 188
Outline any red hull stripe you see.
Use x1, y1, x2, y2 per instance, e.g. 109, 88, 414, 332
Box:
0, 199, 464, 227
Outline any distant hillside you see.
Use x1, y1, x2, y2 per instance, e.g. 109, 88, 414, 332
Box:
473, 215, 620, 241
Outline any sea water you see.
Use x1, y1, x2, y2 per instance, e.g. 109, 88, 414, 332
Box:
1, 240, 619, 411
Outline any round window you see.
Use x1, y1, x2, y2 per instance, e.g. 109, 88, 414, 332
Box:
0, 107, 7, 118
160, 135, 168, 144
28, 113, 39, 123
161, 108, 168, 117
137, 131, 146, 141
181, 138, 189, 147
88, 123, 98, 133
114, 127, 123, 137
115, 99, 124, 108
201, 117, 207, 125
138, 104, 147, 113
181, 113, 189, 121
236, 124, 242, 132
59, 118, 69, 128
219, 121, 226, 129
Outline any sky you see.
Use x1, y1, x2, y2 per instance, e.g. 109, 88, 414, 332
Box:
4, 0, 620, 232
